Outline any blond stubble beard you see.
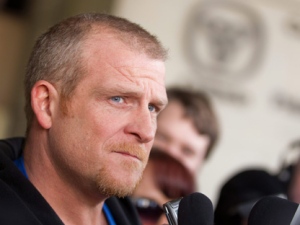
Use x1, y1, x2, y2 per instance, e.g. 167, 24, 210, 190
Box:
57, 98, 149, 197
95, 143, 148, 197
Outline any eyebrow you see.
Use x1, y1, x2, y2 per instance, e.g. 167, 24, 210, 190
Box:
103, 85, 168, 108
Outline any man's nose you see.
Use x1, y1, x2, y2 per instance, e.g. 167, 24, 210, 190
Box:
125, 107, 156, 143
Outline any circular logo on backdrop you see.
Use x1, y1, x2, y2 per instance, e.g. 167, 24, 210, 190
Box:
184, 0, 264, 81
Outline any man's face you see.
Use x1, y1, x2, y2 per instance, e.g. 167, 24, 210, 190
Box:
153, 101, 210, 176
48, 34, 167, 198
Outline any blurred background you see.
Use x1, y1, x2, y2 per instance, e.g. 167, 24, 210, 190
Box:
1, 0, 300, 205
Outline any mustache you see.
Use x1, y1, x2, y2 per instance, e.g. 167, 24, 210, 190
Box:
106, 142, 148, 161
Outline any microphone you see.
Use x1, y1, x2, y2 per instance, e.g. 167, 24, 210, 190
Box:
178, 192, 214, 225
248, 196, 300, 225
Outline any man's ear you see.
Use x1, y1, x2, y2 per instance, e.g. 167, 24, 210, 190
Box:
31, 80, 59, 129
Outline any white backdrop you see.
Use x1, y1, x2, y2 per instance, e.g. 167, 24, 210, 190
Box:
112, 0, 300, 205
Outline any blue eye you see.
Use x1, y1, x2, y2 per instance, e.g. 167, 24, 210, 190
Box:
111, 96, 124, 103
148, 105, 156, 112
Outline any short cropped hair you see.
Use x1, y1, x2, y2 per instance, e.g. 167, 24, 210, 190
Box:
166, 87, 219, 158
24, 12, 168, 133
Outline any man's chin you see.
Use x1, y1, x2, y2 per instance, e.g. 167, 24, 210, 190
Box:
96, 171, 143, 197
97, 180, 140, 198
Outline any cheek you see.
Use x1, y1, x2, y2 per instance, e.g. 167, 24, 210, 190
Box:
89, 106, 129, 135
194, 139, 210, 160
84, 110, 123, 143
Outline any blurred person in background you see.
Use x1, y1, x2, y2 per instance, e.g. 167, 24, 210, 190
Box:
153, 87, 220, 178
277, 138, 300, 204
131, 148, 196, 225
286, 158, 300, 203
214, 169, 285, 225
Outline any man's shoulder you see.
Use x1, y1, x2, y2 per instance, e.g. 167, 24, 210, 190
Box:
0, 137, 64, 225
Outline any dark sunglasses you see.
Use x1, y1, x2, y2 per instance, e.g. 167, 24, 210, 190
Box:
131, 197, 164, 222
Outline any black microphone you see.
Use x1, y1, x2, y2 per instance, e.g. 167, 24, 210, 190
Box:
248, 196, 300, 225
178, 192, 214, 225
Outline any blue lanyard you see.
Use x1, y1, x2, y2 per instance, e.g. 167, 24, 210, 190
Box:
14, 155, 28, 178
14, 155, 116, 225
103, 203, 117, 225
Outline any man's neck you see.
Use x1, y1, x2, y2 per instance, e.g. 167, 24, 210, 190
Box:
23, 136, 108, 225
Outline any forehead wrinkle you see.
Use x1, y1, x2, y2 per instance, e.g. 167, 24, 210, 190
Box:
106, 59, 165, 84
99, 56, 167, 104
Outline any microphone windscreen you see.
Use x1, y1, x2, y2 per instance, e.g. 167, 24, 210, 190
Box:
248, 196, 298, 225
178, 192, 213, 225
